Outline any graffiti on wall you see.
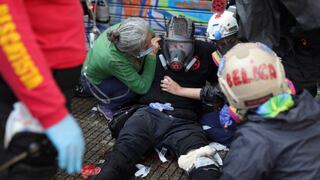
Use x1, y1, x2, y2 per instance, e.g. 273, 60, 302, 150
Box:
175, 0, 211, 10
107, 0, 213, 36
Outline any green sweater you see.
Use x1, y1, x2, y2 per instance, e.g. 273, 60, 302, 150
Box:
82, 24, 156, 94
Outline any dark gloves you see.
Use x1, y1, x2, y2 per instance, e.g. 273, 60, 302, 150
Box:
200, 84, 225, 108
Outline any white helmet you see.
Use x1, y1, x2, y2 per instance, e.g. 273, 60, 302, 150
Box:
218, 42, 291, 110
207, 11, 239, 40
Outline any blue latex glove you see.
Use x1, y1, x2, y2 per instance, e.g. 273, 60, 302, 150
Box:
149, 102, 174, 112
45, 114, 85, 174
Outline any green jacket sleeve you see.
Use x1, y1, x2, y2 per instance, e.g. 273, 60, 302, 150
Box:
110, 55, 156, 94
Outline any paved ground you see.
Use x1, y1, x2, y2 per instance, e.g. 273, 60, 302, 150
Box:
55, 87, 320, 180
55, 97, 186, 180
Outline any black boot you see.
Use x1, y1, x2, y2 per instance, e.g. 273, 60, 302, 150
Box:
188, 165, 221, 180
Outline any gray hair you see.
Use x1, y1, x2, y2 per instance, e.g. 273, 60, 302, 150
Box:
107, 17, 150, 57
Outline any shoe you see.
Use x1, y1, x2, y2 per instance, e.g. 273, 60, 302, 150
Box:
74, 84, 92, 98
97, 104, 113, 122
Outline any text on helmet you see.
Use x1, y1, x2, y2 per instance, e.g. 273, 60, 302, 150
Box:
226, 63, 277, 88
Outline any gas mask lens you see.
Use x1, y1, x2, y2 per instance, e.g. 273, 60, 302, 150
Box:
161, 16, 195, 71
167, 41, 193, 58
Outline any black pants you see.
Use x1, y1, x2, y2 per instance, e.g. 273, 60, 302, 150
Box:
52, 65, 82, 110
0, 65, 81, 179
91, 107, 220, 180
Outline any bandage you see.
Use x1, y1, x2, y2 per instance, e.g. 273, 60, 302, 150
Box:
178, 142, 227, 172
178, 145, 215, 172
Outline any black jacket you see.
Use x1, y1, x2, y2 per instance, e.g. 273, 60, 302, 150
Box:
139, 40, 218, 117
236, 0, 320, 93
220, 91, 320, 180
236, 0, 320, 48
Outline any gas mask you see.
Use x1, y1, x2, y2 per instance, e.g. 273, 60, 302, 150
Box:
159, 16, 196, 72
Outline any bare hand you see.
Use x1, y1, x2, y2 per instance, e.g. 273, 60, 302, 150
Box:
160, 76, 182, 95
149, 36, 161, 56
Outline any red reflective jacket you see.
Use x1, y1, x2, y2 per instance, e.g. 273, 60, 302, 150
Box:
0, 0, 86, 128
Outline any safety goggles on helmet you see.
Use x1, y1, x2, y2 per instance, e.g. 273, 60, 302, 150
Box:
159, 16, 196, 71
218, 42, 290, 111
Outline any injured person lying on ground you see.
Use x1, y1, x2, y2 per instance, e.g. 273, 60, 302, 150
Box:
160, 10, 240, 147
89, 16, 225, 180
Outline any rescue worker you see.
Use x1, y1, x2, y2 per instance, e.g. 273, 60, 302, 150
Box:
80, 17, 160, 122
218, 43, 320, 180
235, 0, 320, 96
90, 16, 221, 180
207, 10, 239, 55
0, 0, 85, 178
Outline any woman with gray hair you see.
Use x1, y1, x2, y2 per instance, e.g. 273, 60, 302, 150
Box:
81, 17, 160, 121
